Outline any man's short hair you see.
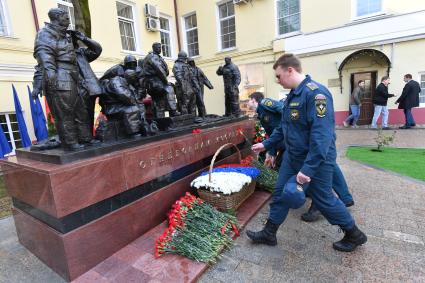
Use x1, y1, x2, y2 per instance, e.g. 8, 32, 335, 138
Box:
357, 80, 364, 85
48, 8, 67, 21
273, 53, 302, 73
381, 75, 389, 82
404, 74, 412, 79
249, 92, 264, 103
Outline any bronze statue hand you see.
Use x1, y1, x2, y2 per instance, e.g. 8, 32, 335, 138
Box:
46, 70, 57, 90
67, 30, 87, 41
31, 87, 42, 99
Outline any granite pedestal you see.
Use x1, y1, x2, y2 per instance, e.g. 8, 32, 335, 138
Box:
0, 118, 254, 281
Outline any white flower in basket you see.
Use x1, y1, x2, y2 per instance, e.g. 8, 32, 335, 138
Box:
191, 172, 252, 195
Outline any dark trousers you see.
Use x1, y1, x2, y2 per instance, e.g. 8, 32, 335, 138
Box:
404, 108, 416, 126
269, 153, 355, 230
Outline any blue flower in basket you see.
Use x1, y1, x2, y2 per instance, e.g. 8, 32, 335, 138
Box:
200, 167, 260, 179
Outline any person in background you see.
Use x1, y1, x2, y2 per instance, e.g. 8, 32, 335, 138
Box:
343, 80, 364, 128
396, 74, 421, 129
371, 76, 394, 130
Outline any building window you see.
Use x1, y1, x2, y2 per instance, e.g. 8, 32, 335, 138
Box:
356, 0, 382, 17
218, 1, 236, 50
419, 74, 425, 105
277, 0, 300, 35
159, 17, 172, 58
57, 0, 75, 30
0, 0, 10, 36
116, 1, 137, 52
184, 13, 199, 57
0, 113, 22, 151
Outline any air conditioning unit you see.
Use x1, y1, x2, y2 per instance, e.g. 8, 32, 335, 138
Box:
146, 17, 159, 32
233, 0, 248, 4
144, 3, 159, 18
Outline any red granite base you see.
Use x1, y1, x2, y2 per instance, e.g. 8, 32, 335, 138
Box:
73, 191, 271, 283
12, 151, 248, 282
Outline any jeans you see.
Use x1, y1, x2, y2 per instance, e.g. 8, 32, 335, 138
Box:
404, 108, 415, 126
269, 153, 355, 230
371, 105, 389, 128
345, 105, 360, 125
332, 164, 354, 205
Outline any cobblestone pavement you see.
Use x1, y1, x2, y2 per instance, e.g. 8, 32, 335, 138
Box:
0, 129, 424, 283
199, 128, 425, 283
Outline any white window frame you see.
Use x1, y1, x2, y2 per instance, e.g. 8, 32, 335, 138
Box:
0, 112, 21, 154
182, 12, 200, 58
216, 0, 236, 52
57, 0, 75, 30
418, 72, 425, 107
159, 15, 174, 59
116, 0, 141, 54
0, 0, 12, 37
275, 0, 301, 38
351, 0, 386, 21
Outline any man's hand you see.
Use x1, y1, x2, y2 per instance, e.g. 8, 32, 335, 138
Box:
296, 171, 311, 185
251, 143, 265, 153
264, 153, 276, 168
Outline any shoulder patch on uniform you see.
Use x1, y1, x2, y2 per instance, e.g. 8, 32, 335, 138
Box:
262, 99, 273, 107
315, 94, 327, 118
306, 82, 318, 91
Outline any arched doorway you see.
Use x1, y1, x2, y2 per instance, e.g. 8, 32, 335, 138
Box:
338, 49, 391, 125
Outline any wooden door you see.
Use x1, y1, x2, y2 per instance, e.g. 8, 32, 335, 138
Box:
350, 72, 377, 125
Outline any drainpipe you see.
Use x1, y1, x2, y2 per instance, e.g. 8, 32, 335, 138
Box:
173, 0, 182, 51
30, 0, 40, 32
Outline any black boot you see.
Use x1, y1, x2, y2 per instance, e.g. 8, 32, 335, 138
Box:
246, 220, 279, 246
333, 225, 367, 252
301, 203, 321, 222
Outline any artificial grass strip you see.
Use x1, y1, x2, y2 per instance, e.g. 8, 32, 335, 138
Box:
346, 147, 425, 182
0, 176, 6, 199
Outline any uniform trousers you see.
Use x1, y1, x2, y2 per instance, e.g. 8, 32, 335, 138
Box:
269, 153, 355, 230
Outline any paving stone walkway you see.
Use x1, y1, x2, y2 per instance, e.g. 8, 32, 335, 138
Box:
0, 128, 424, 283
199, 128, 425, 283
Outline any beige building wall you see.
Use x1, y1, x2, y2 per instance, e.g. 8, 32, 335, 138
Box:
1, 0, 425, 145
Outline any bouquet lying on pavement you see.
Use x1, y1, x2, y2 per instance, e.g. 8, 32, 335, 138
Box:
155, 192, 239, 263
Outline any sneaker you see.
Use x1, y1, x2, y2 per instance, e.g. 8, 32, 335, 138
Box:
353, 124, 359, 129
343, 121, 349, 128
399, 125, 411, 129
382, 127, 391, 130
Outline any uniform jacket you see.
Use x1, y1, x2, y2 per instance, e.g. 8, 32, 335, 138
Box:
100, 76, 138, 115
256, 98, 284, 156
263, 75, 337, 177
34, 22, 78, 92
75, 37, 102, 96
143, 52, 169, 84
216, 63, 241, 90
396, 80, 421, 109
373, 83, 394, 106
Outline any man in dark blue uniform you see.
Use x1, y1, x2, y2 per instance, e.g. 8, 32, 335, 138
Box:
247, 54, 367, 252
248, 91, 355, 222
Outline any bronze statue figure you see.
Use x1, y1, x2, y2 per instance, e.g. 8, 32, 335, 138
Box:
216, 57, 241, 117
142, 42, 180, 118
188, 58, 213, 118
172, 51, 199, 115
33, 8, 98, 151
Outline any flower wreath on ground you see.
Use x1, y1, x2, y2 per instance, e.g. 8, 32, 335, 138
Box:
155, 192, 239, 263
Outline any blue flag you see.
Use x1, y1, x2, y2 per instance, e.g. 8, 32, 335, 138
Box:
28, 86, 48, 142
12, 84, 32, 148
0, 124, 11, 158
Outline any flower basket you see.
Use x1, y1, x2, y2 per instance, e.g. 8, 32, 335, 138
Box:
196, 143, 256, 211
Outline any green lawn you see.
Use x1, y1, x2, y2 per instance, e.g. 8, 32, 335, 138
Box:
346, 147, 425, 182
